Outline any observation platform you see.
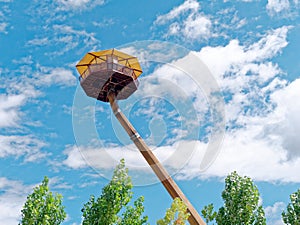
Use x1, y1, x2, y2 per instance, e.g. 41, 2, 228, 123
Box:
76, 49, 142, 102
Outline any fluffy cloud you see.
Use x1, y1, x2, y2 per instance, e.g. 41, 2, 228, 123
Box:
0, 176, 69, 225
155, 0, 200, 24
0, 65, 76, 130
0, 60, 76, 160
184, 26, 300, 182
63, 121, 300, 183
0, 177, 32, 225
48, 176, 73, 189
196, 26, 290, 124
0, 65, 76, 161
154, 0, 212, 40
265, 202, 286, 225
267, 79, 300, 159
62, 141, 207, 186
33, 67, 77, 87
0, 22, 8, 33
0, 94, 26, 128
197, 26, 290, 80
182, 14, 211, 40
56, 0, 105, 10
267, 0, 290, 14
266, 0, 299, 16
62, 144, 150, 170
0, 135, 48, 162
188, 122, 300, 182
27, 24, 99, 56
0, 0, 10, 33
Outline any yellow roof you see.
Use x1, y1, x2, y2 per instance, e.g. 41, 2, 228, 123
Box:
76, 49, 143, 77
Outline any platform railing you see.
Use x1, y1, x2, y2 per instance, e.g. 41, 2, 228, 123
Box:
80, 62, 135, 81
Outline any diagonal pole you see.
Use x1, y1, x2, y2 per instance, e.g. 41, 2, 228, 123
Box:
108, 92, 206, 225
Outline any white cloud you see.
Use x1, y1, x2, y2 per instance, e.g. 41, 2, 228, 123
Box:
265, 202, 285, 225
0, 22, 8, 33
195, 26, 290, 126
56, 0, 105, 10
136, 53, 215, 120
197, 26, 290, 80
266, 0, 299, 16
0, 0, 11, 34
27, 24, 99, 56
0, 94, 26, 128
224, 0, 257, 1
3, 76, 40, 100
92, 19, 114, 28
136, 27, 290, 136
63, 145, 88, 169
63, 122, 300, 183
0, 135, 48, 162
53, 24, 99, 54
34, 67, 77, 87
188, 127, 300, 182
0, 176, 68, 225
154, 0, 212, 40
0, 177, 32, 225
174, 26, 300, 182
27, 37, 49, 46
49, 177, 73, 189
271, 220, 285, 225
63, 144, 150, 171
0, 72, 71, 172
155, 0, 200, 25
0, 3, 10, 34
62, 141, 206, 177
267, 78, 300, 159
248, 26, 290, 60
267, 0, 290, 14
12, 56, 34, 65
183, 14, 212, 40
0, 64, 76, 131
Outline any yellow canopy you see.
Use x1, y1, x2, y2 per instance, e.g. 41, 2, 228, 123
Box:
76, 49, 143, 77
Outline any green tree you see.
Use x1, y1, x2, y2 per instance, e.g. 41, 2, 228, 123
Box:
19, 176, 66, 225
157, 197, 190, 225
81, 159, 148, 225
282, 188, 300, 225
201, 171, 266, 225
118, 196, 148, 225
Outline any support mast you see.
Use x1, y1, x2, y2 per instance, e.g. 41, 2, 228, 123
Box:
108, 92, 206, 225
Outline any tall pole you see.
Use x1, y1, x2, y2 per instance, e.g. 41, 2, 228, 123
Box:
108, 92, 206, 225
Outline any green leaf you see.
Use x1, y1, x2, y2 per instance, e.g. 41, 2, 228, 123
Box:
282, 188, 300, 225
202, 171, 266, 225
157, 197, 190, 225
19, 176, 66, 225
81, 159, 148, 225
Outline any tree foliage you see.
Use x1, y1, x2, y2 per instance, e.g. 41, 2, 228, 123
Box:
201, 171, 266, 225
118, 196, 148, 225
157, 197, 190, 225
81, 159, 148, 225
19, 176, 66, 225
282, 188, 300, 225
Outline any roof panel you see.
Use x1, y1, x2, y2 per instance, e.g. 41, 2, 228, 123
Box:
76, 49, 143, 77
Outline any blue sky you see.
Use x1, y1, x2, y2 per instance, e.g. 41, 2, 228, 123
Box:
1, 0, 300, 224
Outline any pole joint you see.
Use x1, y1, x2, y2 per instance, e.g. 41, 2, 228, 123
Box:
130, 132, 141, 141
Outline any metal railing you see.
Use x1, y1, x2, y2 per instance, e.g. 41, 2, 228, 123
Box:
80, 62, 136, 81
